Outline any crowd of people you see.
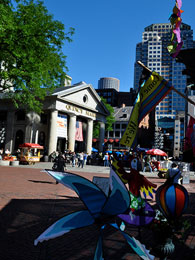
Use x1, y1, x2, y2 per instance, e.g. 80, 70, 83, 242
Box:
50, 150, 166, 172
51, 150, 89, 172
0, 148, 12, 160
50, 149, 184, 185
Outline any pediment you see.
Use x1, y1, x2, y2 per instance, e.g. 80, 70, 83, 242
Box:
52, 82, 109, 116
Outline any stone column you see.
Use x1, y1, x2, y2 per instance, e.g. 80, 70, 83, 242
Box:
86, 119, 93, 155
25, 112, 40, 143
48, 110, 58, 156
5, 111, 15, 153
35, 129, 39, 144
68, 115, 76, 152
24, 125, 32, 143
98, 121, 105, 152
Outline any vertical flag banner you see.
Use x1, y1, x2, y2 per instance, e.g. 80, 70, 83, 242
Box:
75, 121, 83, 141
184, 116, 195, 157
120, 71, 172, 147
167, 0, 184, 58
57, 114, 67, 138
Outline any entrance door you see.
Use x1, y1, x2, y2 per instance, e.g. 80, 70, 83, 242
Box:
57, 137, 66, 153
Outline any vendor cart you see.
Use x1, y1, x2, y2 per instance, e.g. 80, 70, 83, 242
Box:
158, 160, 172, 178
19, 143, 44, 165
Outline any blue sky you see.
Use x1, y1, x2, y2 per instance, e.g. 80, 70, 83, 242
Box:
44, 0, 195, 92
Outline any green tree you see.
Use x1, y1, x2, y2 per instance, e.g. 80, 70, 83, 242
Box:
0, 0, 74, 113
93, 97, 115, 138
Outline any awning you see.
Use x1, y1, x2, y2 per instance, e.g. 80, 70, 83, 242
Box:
109, 139, 114, 143
115, 139, 120, 142
104, 139, 108, 142
19, 143, 44, 149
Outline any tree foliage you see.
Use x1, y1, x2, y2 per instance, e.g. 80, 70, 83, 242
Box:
0, 0, 74, 113
93, 97, 115, 138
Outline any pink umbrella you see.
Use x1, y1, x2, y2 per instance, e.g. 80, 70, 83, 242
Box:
146, 149, 168, 157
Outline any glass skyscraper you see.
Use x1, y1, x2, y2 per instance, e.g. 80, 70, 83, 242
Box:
134, 23, 195, 120
134, 23, 195, 156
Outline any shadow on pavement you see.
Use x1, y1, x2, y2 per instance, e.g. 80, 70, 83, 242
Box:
28, 179, 55, 184
0, 195, 194, 259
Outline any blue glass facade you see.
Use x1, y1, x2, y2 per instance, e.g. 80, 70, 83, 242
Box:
134, 23, 195, 119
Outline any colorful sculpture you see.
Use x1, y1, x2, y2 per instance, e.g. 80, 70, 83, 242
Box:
34, 169, 154, 260
112, 155, 156, 226
167, 0, 184, 58
156, 182, 189, 220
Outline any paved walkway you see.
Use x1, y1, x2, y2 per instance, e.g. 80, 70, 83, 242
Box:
0, 163, 194, 259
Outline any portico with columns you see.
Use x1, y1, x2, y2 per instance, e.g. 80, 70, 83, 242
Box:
0, 82, 109, 156
46, 81, 109, 156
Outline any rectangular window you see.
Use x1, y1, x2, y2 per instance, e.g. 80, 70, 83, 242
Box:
122, 124, 127, 129
115, 131, 120, 137
115, 124, 120, 129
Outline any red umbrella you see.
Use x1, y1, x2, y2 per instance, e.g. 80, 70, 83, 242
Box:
146, 149, 168, 157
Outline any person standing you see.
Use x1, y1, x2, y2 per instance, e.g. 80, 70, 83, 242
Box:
166, 163, 182, 184
62, 153, 67, 170
71, 152, 76, 167
79, 152, 84, 168
83, 153, 88, 165
0, 148, 3, 160
56, 152, 66, 172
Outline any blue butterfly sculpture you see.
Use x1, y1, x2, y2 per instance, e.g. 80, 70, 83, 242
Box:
34, 168, 154, 260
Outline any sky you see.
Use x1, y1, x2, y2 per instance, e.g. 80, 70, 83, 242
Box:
43, 0, 195, 92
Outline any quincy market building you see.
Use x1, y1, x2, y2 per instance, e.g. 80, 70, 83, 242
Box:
0, 82, 109, 157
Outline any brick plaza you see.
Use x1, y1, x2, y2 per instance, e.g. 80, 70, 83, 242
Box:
0, 163, 194, 259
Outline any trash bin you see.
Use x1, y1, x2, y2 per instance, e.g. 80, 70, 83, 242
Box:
182, 171, 190, 184
44, 156, 49, 162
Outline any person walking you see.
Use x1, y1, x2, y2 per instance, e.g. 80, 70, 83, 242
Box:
103, 153, 109, 167
54, 152, 66, 184
71, 152, 76, 167
143, 155, 152, 172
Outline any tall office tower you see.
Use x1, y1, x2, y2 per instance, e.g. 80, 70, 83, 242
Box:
134, 23, 195, 120
98, 77, 120, 91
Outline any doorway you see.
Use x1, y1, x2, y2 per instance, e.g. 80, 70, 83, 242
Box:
14, 130, 24, 150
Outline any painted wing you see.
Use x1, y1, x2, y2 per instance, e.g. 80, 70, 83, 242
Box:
118, 201, 155, 226
122, 232, 155, 260
111, 156, 129, 184
101, 168, 130, 216
34, 210, 94, 245
45, 170, 107, 218
139, 175, 157, 199
110, 223, 155, 260
111, 158, 156, 198
94, 232, 104, 260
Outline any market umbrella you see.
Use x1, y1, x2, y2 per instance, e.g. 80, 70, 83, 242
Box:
146, 149, 168, 157
105, 150, 112, 154
136, 147, 150, 152
115, 151, 122, 155
92, 147, 98, 152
